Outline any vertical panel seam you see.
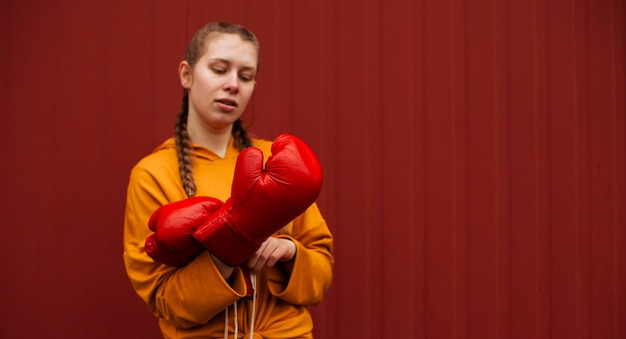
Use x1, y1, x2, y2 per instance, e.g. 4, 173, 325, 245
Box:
609, 0, 620, 337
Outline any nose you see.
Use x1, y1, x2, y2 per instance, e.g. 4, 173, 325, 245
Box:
223, 72, 239, 93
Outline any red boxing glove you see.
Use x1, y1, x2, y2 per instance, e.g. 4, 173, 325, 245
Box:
145, 196, 223, 267
193, 134, 323, 266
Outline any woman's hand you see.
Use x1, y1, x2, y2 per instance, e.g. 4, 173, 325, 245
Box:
247, 237, 296, 274
210, 254, 236, 281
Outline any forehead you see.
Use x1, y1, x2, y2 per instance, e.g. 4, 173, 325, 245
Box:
202, 33, 258, 67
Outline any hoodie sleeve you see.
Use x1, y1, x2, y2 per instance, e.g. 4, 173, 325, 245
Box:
265, 203, 334, 305
122, 161, 247, 329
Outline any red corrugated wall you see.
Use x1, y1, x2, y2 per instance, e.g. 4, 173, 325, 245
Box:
1, 0, 624, 338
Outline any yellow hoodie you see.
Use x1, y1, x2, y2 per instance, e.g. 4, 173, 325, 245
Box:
123, 137, 334, 338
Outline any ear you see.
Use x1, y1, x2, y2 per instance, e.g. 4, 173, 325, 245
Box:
179, 61, 192, 89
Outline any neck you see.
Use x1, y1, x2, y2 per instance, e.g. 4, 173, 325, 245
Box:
188, 125, 233, 158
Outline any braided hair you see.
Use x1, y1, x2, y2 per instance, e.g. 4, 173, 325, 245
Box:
175, 22, 258, 198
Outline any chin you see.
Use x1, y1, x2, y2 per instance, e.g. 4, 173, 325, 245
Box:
210, 117, 240, 130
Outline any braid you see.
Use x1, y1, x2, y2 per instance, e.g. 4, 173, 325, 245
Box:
175, 90, 196, 198
232, 119, 253, 151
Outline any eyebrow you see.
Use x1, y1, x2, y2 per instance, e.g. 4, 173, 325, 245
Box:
209, 58, 257, 71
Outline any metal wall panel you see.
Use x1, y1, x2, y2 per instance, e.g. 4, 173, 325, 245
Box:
0, 0, 623, 338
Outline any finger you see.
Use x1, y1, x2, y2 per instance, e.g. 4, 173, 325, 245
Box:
264, 239, 291, 268
250, 252, 269, 273
264, 247, 282, 268
247, 242, 266, 269
249, 240, 273, 272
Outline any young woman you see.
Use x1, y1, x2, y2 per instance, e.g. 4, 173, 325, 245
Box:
123, 22, 334, 338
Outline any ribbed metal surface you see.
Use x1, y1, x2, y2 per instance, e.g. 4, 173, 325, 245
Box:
0, 0, 623, 338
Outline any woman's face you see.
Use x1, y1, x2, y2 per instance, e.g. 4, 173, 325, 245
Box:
180, 32, 258, 134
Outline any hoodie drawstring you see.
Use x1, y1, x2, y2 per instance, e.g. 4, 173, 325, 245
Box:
249, 272, 257, 337
223, 301, 238, 339
224, 271, 257, 339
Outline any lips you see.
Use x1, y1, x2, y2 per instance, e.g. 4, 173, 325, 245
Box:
216, 98, 237, 107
